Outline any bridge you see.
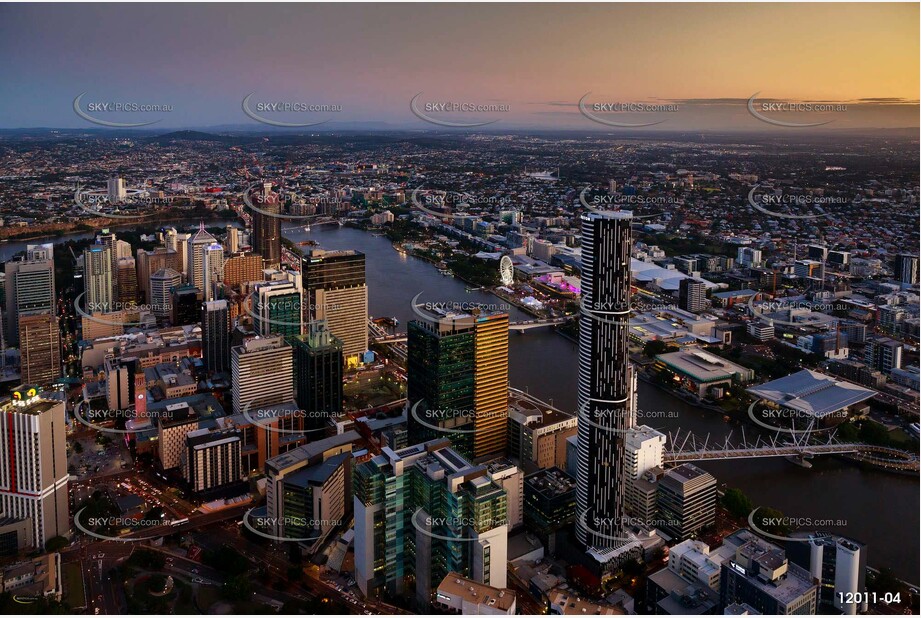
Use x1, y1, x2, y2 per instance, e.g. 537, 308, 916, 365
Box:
508, 317, 570, 332
663, 428, 919, 472
369, 317, 570, 344
505, 389, 919, 474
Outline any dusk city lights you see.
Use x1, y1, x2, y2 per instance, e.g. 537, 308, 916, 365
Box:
0, 2, 918, 617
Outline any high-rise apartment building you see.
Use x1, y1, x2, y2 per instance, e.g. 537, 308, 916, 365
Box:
894, 254, 919, 285
301, 249, 368, 361
184, 427, 244, 496
223, 253, 264, 288
656, 463, 717, 541
575, 212, 638, 559
225, 225, 240, 253
83, 245, 114, 313
18, 314, 61, 386
679, 278, 707, 313
408, 311, 509, 461
353, 439, 508, 605
0, 388, 70, 549
106, 177, 126, 204
202, 299, 230, 374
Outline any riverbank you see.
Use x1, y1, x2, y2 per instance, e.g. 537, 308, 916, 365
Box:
0, 210, 238, 243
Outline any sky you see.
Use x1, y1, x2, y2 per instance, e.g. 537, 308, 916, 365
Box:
0, 3, 918, 131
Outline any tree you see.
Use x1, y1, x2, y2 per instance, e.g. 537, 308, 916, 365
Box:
643, 340, 671, 358
203, 545, 249, 576
221, 574, 252, 601
45, 536, 69, 552
754, 507, 789, 536
721, 488, 754, 519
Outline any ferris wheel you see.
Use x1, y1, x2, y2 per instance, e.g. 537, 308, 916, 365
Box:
499, 255, 514, 286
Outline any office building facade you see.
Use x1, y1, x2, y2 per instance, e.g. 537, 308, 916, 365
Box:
0, 389, 70, 549
301, 249, 368, 361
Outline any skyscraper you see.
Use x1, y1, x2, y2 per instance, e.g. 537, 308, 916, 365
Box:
252, 183, 282, 269
18, 314, 61, 386
678, 278, 706, 313
353, 439, 508, 604
0, 387, 70, 549
4, 246, 55, 346
83, 245, 114, 313
575, 211, 637, 558
894, 253, 919, 285
253, 279, 303, 340
187, 222, 217, 291
293, 320, 343, 433
225, 225, 240, 253
202, 299, 230, 374
116, 256, 138, 305
301, 249, 369, 362
202, 242, 224, 301
136, 247, 180, 304
149, 268, 181, 322
231, 335, 294, 415
407, 311, 509, 461
223, 253, 264, 288
107, 177, 126, 203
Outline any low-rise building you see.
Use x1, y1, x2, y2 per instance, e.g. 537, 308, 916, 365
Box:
435, 572, 517, 615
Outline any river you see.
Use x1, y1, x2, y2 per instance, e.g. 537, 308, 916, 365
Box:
7, 223, 918, 580
286, 224, 919, 582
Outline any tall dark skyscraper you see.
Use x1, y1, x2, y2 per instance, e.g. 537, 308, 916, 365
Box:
301, 249, 369, 362
252, 183, 282, 269
202, 299, 230, 374
293, 320, 343, 433
575, 211, 637, 555
407, 311, 509, 461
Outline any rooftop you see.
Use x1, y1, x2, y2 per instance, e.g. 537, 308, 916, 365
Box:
746, 369, 877, 418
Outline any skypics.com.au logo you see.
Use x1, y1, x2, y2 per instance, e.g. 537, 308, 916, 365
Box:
410, 401, 488, 436
74, 294, 171, 329
747, 400, 843, 435
239, 399, 334, 439
241, 510, 343, 542
577, 402, 679, 435
747, 507, 845, 543
410, 186, 513, 220
410, 93, 510, 128
241, 93, 342, 127
72, 403, 143, 435
746, 296, 849, 327
747, 184, 843, 220
578, 93, 678, 128
73, 508, 166, 542
73, 93, 173, 127
410, 292, 511, 322
74, 184, 176, 220
747, 93, 846, 128
241, 181, 339, 222
410, 509, 509, 542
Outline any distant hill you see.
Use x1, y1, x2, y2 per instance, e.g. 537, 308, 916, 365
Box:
142, 130, 238, 145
